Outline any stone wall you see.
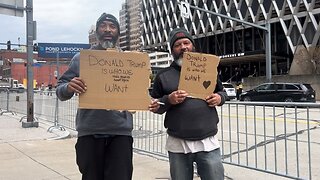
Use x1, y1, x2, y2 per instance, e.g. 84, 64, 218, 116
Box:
289, 46, 320, 75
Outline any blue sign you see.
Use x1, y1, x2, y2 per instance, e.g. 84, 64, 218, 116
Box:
37, 43, 91, 58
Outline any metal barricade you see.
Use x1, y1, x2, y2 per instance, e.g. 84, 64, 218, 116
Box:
7, 92, 320, 179
131, 102, 319, 180
218, 101, 320, 180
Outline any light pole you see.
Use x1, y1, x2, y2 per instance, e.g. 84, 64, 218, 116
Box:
21, 0, 38, 128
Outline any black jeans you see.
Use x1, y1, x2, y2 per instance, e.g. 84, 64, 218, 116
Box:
75, 135, 133, 180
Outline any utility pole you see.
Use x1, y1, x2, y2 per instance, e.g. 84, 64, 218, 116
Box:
22, 0, 38, 128
0, 0, 37, 127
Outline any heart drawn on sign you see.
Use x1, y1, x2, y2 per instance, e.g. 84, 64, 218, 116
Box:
203, 81, 211, 89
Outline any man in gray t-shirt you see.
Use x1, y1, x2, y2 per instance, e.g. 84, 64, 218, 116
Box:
56, 13, 133, 180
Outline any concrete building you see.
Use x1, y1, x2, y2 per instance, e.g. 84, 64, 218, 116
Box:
149, 51, 172, 68
140, 0, 320, 99
119, 0, 143, 51
141, 0, 320, 83
119, 0, 173, 69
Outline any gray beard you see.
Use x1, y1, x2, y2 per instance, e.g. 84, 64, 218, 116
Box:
101, 41, 115, 49
175, 58, 183, 66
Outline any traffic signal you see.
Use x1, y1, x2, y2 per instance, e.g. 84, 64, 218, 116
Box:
33, 43, 38, 52
7, 40, 11, 50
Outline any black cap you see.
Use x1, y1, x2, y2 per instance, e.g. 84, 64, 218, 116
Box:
96, 13, 120, 33
168, 28, 194, 50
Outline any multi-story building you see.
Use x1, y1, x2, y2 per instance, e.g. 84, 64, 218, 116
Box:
119, 0, 172, 71
119, 0, 143, 51
119, 3, 130, 50
88, 25, 98, 47
149, 51, 172, 68
141, 0, 320, 83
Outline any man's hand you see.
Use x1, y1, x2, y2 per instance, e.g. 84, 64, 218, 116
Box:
67, 77, 87, 94
205, 93, 221, 107
149, 99, 160, 112
168, 90, 188, 105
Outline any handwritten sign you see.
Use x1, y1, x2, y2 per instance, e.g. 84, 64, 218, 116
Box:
178, 52, 220, 99
79, 49, 151, 110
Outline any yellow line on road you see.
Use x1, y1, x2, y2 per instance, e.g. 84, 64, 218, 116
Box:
222, 114, 319, 125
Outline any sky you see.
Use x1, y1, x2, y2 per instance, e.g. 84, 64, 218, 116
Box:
0, 0, 125, 49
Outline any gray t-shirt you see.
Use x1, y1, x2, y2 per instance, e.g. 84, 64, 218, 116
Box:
55, 47, 133, 137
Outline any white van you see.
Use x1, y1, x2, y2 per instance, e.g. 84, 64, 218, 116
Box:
222, 83, 236, 100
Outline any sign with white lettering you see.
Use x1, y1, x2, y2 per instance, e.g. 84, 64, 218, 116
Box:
178, 52, 220, 99
79, 49, 151, 110
37, 43, 90, 58
219, 53, 245, 59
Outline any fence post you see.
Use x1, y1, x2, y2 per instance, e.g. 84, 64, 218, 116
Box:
0, 88, 15, 115
48, 51, 65, 132
47, 93, 65, 132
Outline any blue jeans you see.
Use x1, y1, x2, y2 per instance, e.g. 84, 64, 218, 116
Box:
168, 148, 224, 180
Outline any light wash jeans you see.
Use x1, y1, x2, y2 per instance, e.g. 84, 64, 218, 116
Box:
168, 148, 224, 180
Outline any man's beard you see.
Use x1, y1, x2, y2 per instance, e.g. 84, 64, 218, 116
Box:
101, 40, 115, 49
175, 58, 183, 66
172, 46, 195, 67
97, 33, 118, 49
173, 51, 184, 67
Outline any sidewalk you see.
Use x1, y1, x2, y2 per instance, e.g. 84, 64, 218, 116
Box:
0, 113, 289, 180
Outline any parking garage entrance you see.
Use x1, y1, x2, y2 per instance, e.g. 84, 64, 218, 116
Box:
217, 53, 291, 83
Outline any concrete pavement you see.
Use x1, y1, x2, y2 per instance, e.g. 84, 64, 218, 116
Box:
0, 113, 290, 180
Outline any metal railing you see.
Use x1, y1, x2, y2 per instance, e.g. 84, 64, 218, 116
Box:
219, 101, 319, 180
0, 91, 319, 180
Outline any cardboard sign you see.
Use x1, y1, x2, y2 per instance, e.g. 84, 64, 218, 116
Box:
79, 49, 151, 110
178, 52, 220, 99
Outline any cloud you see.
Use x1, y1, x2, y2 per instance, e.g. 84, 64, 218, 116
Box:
0, 0, 124, 48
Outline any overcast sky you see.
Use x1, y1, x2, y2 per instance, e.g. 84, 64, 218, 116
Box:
0, 0, 125, 49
